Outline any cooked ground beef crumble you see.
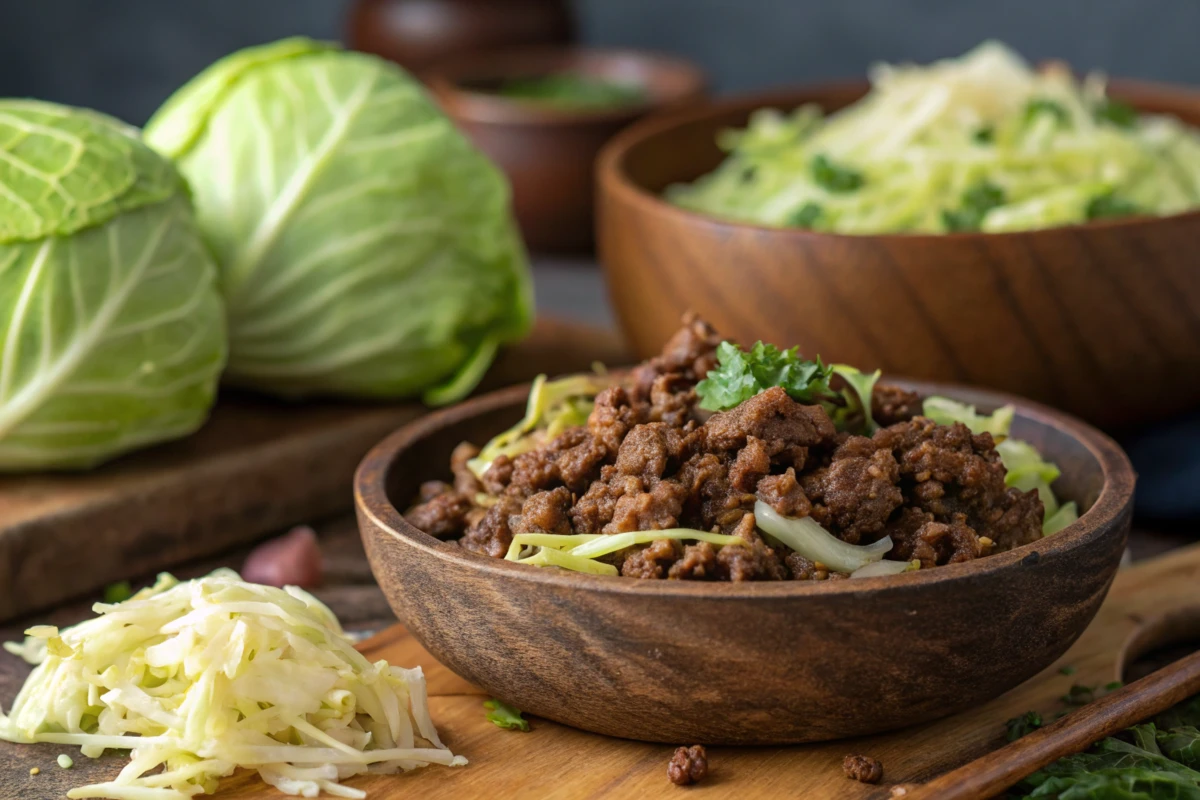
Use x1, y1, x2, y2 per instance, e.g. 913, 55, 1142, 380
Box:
406, 315, 1046, 581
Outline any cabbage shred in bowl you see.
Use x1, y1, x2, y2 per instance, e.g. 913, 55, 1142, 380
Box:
667, 42, 1200, 233
404, 315, 1078, 581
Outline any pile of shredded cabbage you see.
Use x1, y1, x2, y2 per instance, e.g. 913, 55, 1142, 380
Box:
0, 571, 465, 800
668, 41, 1200, 233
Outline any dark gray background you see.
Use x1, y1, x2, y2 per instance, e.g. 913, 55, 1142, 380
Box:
2, 0, 1198, 126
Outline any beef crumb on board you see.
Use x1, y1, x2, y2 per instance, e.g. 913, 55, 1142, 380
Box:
843, 753, 884, 784
668, 745, 709, 786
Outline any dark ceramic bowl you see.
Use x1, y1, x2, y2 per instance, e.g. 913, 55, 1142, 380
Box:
596, 79, 1200, 429
355, 378, 1135, 745
427, 47, 706, 252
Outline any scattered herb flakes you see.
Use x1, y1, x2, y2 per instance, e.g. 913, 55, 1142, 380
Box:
1023, 98, 1071, 127
1059, 665, 1077, 676
787, 202, 824, 228
484, 698, 530, 731
973, 125, 995, 144
103, 581, 134, 604
810, 154, 865, 193
1086, 193, 1141, 220
1061, 684, 1097, 706
1094, 98, 1138, 129
943, 180, 1006, 231
1006, 711, 1044, 742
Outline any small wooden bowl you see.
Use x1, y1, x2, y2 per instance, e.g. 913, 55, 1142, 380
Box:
355, 379, 1135, 745
596, 80, 1200, 429
427, 48, 706, 252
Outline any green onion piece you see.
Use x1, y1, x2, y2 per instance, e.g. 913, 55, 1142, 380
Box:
514, 547, 618, 576
754, 501, 891, 573
568, 529, 747, 560
811, 154, 865, 193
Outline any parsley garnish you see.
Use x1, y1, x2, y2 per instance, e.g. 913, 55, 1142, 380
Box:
1024, 98, 1071, 127
1062, 683, 1097, 706
973, 125, 995, 144
484, 698, 529, 731
103, 581, 134, 603
1060, 665, 1077, 676
1086, 193, 1140, 220
787, 202, 823, 228
1006, 710, 1044, 742
943, 181, 1006, 232
811, 154, 864, 193
697, 341, 833, 412
1093, 98, 1138, 129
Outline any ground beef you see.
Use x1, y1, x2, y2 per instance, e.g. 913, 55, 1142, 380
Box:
405, 490, 473, 538
843, 753, 883, 784
413, 315, 1061, 582
873, 384, 922, 427
450, 442, 482, 496
605, 479, 689, 534
459, 496, 522, 558
668, 745, 709, 786
704, 386, 835, 468
622, 538, 681, 579
802, 443, 903, 544
756, 468, 812, 517
513, 487, 574, 535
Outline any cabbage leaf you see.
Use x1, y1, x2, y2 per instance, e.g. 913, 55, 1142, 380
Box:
145, 38, 532, 403
0, 100, 225, 470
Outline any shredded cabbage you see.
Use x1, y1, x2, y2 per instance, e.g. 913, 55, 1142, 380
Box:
668, 41, 1200, 233
850, 560, 920, 579
468, 372, 609, 480
0, 570, 464, 800
922, 397, 1015, 437
754, 501, 892, 573
503, 529, 747, 576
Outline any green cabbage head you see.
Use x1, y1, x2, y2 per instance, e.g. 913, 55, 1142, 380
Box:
144, 38, 534, 403
0, 101, 226, 470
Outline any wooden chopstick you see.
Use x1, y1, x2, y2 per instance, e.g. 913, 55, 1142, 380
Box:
901, 648, 1200, 800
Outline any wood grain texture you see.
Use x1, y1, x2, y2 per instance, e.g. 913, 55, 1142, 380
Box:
345, 0, 575, 74
2, 543, 1197, 800
0, 320, 631, 623
595, 79, 1200, 429
354, 377, 1135, 745
427, 48, 706, 252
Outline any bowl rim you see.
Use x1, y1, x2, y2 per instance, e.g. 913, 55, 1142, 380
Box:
426, 45, 708, 126
355, 376, 1135, 599
596, 76, 1200, 240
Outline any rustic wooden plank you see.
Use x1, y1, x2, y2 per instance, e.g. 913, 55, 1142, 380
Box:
0, 319, 630, 622
3, 543, 1197, 799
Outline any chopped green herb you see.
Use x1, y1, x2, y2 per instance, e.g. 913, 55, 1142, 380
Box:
810, 154, 864, 193
1006, 711, 1044, 742
973, 125, 995, 144
1094, 98, 1138, 129
496, 74, 647, 110
787, 202, 823, 228
1060, 665, 1077, 676
1104, 681, 1125, 693
103, 581, 133, 604
1086, 193, 1141, 220
696, 341, 833, 412
484, 698, 529, 731
1023, 98, 1071, 127
1062, 684, 1097, 706
943, 180, 1006, 231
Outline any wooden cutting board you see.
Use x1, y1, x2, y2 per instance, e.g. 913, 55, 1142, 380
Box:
3, 543, 1199, 800
0, 319, 629, 623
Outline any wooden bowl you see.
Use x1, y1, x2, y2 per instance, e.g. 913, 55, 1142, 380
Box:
355, 379, 1135, 745
427, 48, 707, 252
596, 80, 1200, 430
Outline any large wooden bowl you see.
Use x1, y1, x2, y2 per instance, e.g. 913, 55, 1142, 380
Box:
596, 80, 1200, 429
428, 47, 706, 252
355, 379, 1135, 745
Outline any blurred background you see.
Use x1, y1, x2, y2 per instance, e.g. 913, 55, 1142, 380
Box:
3, 0, 1200, 127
